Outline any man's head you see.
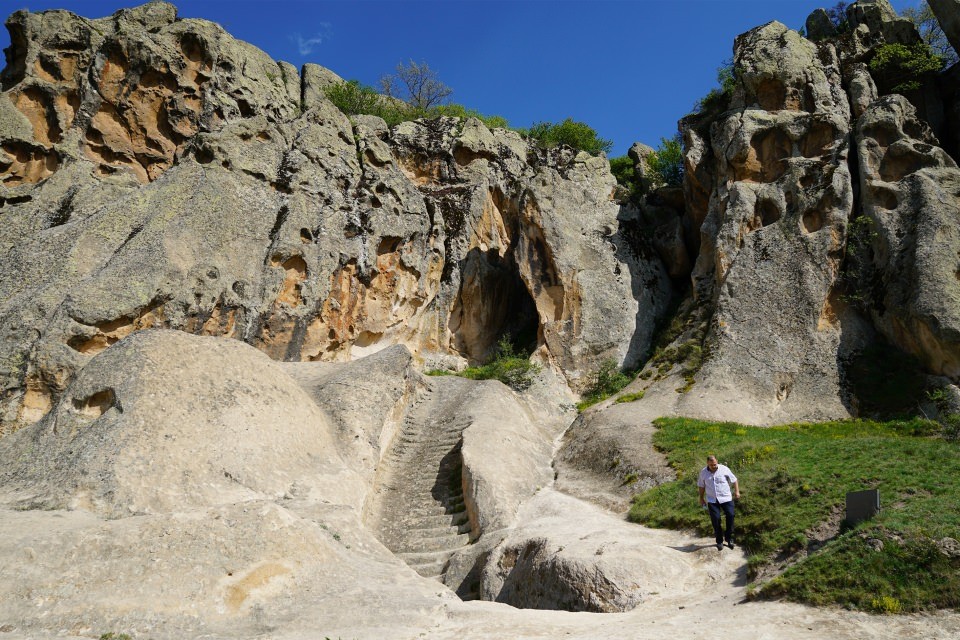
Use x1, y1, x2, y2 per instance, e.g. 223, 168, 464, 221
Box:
706, 455, 718, 472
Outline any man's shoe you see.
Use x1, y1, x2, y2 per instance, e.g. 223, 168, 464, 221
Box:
726, 540, 735, 549
716, 542, 724, 550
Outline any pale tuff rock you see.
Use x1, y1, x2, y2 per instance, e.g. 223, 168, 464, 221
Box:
478, 489, 736, 612
301, 62, 345, 108
0, 330, 366, 516
731, 22, 838, 114
805, 9, 836, 42
847, 0, 921, 53
854, 95, 960, 377
280, 344, 419, 487
847, 63, 879, 119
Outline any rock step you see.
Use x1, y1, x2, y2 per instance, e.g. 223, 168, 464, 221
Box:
393, 522, 472, 538
398, 552, 453, 576
383, 502, 464, 518
368, 377, 478, 581
392, 532, 471, 554
380, 522, 463, 539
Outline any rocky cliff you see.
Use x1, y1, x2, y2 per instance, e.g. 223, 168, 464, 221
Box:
0, 1, 668, 434
1, 1, 960, 638
666, 0, 960, 424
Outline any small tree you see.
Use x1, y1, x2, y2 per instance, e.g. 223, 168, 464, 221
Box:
525, 118, 613, 155
902, 1, 958, 66
380, 60, 453, 111
869, 42, 945, 92
826, 1, 850, 31
645, 134, 684, 188
693, 58, 737, 114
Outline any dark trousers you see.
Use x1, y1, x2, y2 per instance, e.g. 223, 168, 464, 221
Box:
708, 500, 735, 544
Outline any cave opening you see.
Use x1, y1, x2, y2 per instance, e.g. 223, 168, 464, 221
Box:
449, 247, 540, 364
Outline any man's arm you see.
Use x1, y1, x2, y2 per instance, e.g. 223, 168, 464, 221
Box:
698, 485, 706, 505
732, 480, 740, 500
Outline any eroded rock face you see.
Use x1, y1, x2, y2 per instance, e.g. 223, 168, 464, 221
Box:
670, 0, 960, 423
0, 2, 296, 185
679, 21, 856, 424
0, 3, 669, 432
854, 95, 960, 377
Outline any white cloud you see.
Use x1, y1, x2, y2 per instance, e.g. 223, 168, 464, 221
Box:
292, 24, 332, 56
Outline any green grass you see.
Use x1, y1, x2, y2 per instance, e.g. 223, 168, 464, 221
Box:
432, 336, 540, 391
576, 359, 632, 411
628, 416, 960, 612
615, 391, 645, 404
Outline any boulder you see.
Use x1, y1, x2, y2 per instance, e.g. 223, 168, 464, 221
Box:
805, 8, 836, 41
0, 330, 366, 516
479, 489, 737, 612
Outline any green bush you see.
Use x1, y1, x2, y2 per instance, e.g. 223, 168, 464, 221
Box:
577, 359, 632, 411
323, 80, 412, 126
525, 118, 613, 155
325, 80, 512, 130
609, 155, 640, 198
869, 42, 945, 93
458, 336, 541, 391
645, 134, 685, 187
693, 59, 738, 114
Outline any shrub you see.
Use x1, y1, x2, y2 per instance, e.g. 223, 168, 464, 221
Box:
324, 80, 412, 126
577, 359, 632, 411
609, 155, 641, 201
525, 118, 613, 155
902, 1, 958, 66
869, 42, 944, 93
458, 336, 541, 391
693, 59, 737, 114
645, 134, 685, 187
325, 67, 511, 131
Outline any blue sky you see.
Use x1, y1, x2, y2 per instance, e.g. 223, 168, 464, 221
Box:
1, 0, 922, 156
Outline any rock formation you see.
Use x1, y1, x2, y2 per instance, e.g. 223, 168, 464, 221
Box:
669, 0, 960, 424
0, 1, 669, 434
2, 0, 960, 638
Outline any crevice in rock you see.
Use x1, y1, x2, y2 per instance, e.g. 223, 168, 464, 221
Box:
47, 186, 78, 228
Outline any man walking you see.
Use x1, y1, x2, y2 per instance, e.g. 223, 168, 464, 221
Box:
697, 454, 740, 550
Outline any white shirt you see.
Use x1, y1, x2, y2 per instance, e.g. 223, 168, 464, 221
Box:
698, 464, 737, 504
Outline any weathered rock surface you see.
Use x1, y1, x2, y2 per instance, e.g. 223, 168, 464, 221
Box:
679, 21, 856, 424
0, 2, 669, 434
280, 344, 417, 485
0, 330, 366, 516
666, 1, 960, 424
555, 379, 678, 512
854, 95, 960, 376
479, 490, 727, 613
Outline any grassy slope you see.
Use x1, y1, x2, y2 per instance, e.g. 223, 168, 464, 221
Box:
628, 417, 960, 613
